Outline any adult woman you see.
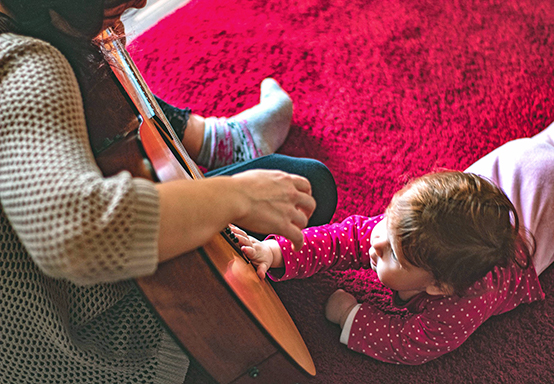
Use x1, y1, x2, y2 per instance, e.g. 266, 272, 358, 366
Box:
0, 0, 337, 382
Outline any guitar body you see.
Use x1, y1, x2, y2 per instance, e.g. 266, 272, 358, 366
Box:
138, 233, 313, 384
87, 32, 316, 384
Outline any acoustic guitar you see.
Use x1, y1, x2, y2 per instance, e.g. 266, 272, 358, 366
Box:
90, 28, 316, 384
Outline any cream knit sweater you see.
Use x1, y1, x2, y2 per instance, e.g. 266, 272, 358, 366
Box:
0, 32, 189, 383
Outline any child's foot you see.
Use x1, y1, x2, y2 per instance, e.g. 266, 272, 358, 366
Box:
196, 78, 293, 170
231, 78, 293, 156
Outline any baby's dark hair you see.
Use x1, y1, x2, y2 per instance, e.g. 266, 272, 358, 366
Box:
386, 171, 533, 297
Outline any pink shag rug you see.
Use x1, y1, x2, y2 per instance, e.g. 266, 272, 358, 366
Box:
129, 0, 554, 382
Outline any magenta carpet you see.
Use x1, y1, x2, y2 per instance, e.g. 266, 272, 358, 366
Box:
129, 0, 554, 382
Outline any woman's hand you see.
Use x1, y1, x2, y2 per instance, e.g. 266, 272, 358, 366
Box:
230, 170, 316, 251
156, 169, 315, 263
230, 225, 283, 279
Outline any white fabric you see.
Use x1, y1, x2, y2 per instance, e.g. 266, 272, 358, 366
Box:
466, 123, 554, 275
340, 303, 362, 345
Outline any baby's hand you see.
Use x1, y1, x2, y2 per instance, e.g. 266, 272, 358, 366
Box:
230, 225, 283, 279
325, 289, 359, 328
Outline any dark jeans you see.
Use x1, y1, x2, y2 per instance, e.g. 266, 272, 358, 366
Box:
206, 154, 338, 229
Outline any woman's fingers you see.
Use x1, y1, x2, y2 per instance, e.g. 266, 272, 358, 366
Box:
279, 225, 305, 252
230, 170, 316, 248
295, 192, 317, 225
291, 173, 312, 195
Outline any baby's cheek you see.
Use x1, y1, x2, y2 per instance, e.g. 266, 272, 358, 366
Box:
376, 265, 405, 290
374, 267, 390, 287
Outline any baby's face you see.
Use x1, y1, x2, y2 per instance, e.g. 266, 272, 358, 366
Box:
369, 217, 440, 301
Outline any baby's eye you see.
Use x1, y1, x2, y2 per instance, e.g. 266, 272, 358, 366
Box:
390, 248, 399, 262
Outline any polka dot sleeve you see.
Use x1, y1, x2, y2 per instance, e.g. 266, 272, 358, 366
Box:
268, 214, 383, 281
346, 295, 481, 364
345, 261, 544, 365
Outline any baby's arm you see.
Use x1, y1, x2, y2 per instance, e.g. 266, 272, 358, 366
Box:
267, 214, 384, 280
325, 289, 359, 327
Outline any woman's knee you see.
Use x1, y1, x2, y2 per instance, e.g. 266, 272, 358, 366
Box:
259, 155, 338, 225
297, 157, 338, 226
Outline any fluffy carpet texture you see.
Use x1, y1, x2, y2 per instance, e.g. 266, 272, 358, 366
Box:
129, 0, 554, 382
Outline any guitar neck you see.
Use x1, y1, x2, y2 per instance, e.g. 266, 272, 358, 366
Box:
101, 28, 204, 181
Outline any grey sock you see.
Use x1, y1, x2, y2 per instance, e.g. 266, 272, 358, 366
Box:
196, 78, 293, 170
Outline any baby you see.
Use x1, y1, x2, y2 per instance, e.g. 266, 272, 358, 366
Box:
232, 124, 554, 364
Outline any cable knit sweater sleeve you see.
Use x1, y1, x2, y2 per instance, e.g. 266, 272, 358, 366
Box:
0, 34, 160, 285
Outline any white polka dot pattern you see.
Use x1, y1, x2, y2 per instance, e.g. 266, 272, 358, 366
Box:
269, 214, 383, 280
270, 214, 545, 365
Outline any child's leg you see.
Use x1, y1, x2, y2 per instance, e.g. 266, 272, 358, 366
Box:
194, 78, 293, 170
465, 123, 554, 275
162, 78, 293, 170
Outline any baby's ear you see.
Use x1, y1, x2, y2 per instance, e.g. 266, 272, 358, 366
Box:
425, 282, 453, 296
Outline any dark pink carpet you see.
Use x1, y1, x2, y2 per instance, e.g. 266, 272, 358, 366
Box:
129, 0, 554, 382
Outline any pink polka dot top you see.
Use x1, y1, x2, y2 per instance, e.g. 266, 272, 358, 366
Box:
268, 214, 545, 365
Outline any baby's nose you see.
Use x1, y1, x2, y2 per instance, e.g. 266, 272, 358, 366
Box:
372, 240, 386, 257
